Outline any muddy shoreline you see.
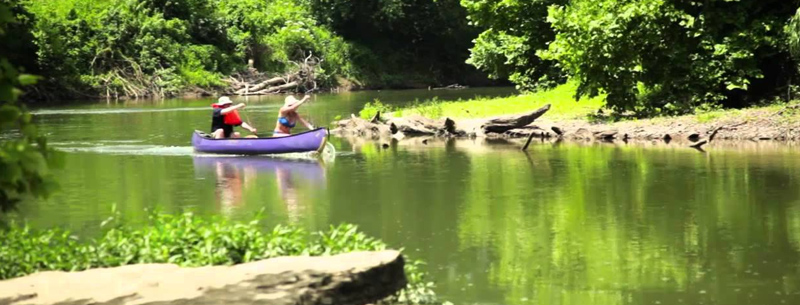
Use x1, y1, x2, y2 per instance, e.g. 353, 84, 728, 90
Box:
331, 104, 800, 150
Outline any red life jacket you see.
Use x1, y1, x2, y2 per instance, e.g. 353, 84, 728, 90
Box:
224, 110, 243, 126
212, 104, 243, 126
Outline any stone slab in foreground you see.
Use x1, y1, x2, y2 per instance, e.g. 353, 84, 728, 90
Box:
0, 251, 406, 305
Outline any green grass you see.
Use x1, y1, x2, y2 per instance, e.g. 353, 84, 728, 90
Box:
691, 103, 800, 125
360, 82, 606, 120
0, 211, 438, 304
357, 81, 800, 130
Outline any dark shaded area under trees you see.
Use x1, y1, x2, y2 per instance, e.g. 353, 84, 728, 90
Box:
304, 0, 500, 89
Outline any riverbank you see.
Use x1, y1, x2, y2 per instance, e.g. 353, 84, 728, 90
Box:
0, 251, 406, 305
0, 212, 438, 304
336, 83, 800, 146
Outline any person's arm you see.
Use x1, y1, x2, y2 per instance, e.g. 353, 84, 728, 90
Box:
282, 95, 311, 112
297, 115, 314, 129
220, 103, 245, 114
241, 121, 257, 133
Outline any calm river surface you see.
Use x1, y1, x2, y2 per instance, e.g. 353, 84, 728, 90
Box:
18, 87, 800, 305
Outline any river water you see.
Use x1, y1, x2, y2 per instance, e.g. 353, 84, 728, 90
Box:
17, 87, 800, 305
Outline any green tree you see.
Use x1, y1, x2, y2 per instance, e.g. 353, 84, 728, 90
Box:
216, 0, 354, 87
19, 0, 357, 98
0, 1, 61, 213
461, 0, 567, 91
306, 0, 484, 88
25, 0, 227, 97
542, 0, 798, 114
788, 7, 800, 59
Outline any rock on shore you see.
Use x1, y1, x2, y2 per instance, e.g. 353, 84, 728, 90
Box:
0, 251, 406, 305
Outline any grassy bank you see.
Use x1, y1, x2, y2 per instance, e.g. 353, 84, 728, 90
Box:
360, 82, 605, 120
359, 82, 800, 127
0, 212, 438, 304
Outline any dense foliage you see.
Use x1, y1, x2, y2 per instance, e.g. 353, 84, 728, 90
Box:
463, 0, 800, 114
8, 0, 800, 111
2, 0, 492, 99
789, 7, 800, 59
0, 212, 438, 304
16, 0, 353, 99
305, 0, 486, 88
544, 0, 798, 114
0, 1, 60, 213
461, 0, 566, 90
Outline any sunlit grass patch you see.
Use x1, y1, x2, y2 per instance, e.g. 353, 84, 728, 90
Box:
374, 82, 606, 120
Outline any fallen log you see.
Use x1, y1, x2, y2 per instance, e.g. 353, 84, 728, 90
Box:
331, 115, 392, 139
690, 139, 708, 150
481, 104, 551, 134
687, 121, 747, 150
388, 115, 457, 136
241, 81, 300, 96
227, 52, 322, 95
234, 76, 287, 95
594, 129, 618, 141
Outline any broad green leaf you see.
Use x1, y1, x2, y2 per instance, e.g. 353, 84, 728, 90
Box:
17, 74, 40, 86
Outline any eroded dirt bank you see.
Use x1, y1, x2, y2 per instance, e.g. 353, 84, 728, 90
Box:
331, 104, 800, 149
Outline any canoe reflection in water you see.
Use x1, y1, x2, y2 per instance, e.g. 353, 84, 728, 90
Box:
192, 156, 326, 219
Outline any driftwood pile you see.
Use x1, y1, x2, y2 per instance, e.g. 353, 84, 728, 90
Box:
225, 53, 321, 96
332, 101, 799, 153
331, 104, 554, 139
330, 102, 778, 148
432, 84, 468, 90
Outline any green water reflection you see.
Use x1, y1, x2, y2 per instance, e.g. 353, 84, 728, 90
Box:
15, 87, 800, 305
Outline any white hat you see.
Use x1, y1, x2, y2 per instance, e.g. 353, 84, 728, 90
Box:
284, 96, 298, 107
216, 96, 233, 106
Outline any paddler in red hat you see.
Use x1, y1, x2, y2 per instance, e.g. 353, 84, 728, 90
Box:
210, 96, 257, 139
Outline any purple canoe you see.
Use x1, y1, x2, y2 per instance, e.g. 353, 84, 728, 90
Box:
192, 128, 328, 155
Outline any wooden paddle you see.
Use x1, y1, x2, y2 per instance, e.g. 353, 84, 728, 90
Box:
242, 106, 259, 138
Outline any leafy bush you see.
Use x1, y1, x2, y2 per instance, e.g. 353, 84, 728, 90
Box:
543, 0, 797, 114
400, 98, 445, 119
0, 2, 61, 213
18, 0, 358, 98
461, 0, 567, 91
359, 99, 395, 119
217, 0, 356, 87
464, 0, 799, 114
0, 212, 438, 303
